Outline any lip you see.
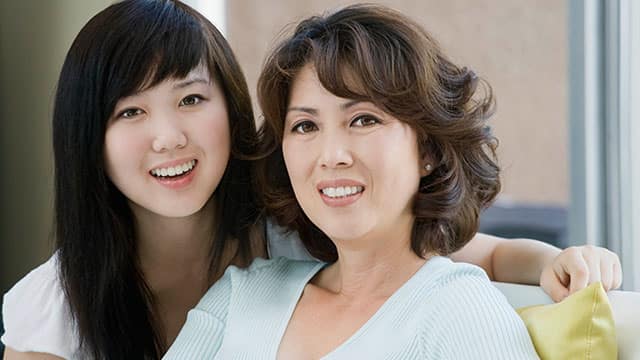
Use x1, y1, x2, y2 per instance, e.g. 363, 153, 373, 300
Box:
149, 158, 198, 190
316, 179, 366, 191
149, 157, 198, 172
316, 179, 365, 208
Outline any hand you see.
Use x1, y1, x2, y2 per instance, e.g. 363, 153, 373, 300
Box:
540, 245, 622, 302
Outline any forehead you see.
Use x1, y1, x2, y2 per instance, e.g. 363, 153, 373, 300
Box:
180, 64, 211, 82
290, 65, 322, 96
289, 65, 344, 104
154, 63, 213, 89
290, 60, 371, 100
288, 64, 374, 110
127, 64, 214, 99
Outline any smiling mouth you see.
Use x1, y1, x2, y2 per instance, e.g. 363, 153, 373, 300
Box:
319, 185, 365, 198
150, 160, 197, 180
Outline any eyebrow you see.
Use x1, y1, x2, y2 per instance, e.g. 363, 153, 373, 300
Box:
340, 100, 363, 110
287, 106, 317, 115
287, 100, 364, 115
172, 77, 210, 90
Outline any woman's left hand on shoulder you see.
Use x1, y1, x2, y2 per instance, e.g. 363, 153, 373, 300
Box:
540, 245, 622, 302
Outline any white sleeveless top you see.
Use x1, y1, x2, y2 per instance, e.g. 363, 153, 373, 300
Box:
1, 221, 312, 358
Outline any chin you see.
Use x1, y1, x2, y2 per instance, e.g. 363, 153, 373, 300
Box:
317, 221, 371, 243
136, 196, 211, 219
157, 206, 204, 218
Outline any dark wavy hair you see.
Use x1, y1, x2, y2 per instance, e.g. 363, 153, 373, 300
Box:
53, 0, 259, 358
256, 4, 500, 263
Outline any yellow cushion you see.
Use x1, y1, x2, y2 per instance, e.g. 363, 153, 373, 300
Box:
517, 282, 617, 360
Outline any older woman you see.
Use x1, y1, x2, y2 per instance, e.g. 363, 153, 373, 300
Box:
165, 4, 540, 359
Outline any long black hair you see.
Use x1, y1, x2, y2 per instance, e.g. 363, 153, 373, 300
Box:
52, 0, 259, 358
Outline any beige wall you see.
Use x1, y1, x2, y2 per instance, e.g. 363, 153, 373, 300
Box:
0, 0, 111, 292
227, 0, 569, 206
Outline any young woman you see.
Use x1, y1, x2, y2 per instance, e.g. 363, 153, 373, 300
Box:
1, 1, 621, 359
163, 4, 584, 359
3, 1, 264, 358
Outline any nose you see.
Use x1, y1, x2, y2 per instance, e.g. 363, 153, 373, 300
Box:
318, 131, 353, 169
151, 114, 187, 152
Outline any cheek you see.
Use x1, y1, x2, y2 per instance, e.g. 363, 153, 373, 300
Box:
197, 110, 231, 157
367, 128, 421, 187
282, 139, 308, 185
104, 125, 147, 176
282, 139, 318, 210
282, 139, 319, 216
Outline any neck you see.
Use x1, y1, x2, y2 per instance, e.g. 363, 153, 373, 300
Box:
316, 218, 429, 301
132, 198, 223, 293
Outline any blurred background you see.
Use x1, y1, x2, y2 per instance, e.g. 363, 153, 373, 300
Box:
0, 0, 638, 322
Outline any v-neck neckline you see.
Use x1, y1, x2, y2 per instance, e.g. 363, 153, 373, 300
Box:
273, 256, 445, 359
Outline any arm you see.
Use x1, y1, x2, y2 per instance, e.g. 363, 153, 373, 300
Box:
451, 233, 559, 284
452, 233, 622, 301
3, 348, 64, 360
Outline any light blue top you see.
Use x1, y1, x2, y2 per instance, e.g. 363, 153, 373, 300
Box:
164, 256, 539, 359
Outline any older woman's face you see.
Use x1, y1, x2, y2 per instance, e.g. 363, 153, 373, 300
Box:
282, 64, 425, 246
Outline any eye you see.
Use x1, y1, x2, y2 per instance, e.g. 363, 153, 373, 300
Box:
351, 115, 380, 127
291, 120, 318, 134
117, 108, 144, 119
179, 94, 204, 106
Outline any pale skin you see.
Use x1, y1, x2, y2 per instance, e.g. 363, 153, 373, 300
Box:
3, 68, 621, 359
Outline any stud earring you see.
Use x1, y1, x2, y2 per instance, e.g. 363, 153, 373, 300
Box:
424, 164, 432, 171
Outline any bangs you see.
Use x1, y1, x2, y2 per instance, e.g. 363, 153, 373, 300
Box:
314, 49, 371, 101
307, 19, 424, 110
97, 0, 216, 119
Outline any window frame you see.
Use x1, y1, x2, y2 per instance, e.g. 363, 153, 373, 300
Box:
569, 0, 640, 290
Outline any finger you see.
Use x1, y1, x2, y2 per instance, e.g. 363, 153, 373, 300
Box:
552, 248, 581, 287
541, 268, 570, 302
552, 259, 570, 287
582, 249, 602, 285
612, 259, 623, 289
599, 257, 614, 291
566, 254, 590, 294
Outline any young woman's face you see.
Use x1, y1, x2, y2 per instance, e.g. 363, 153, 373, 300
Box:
104, 66, 230, 218
282, 64, 425, 243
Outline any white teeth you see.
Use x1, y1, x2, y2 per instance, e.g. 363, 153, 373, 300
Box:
151, 160, 196, 178
321, 186, 364, 198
